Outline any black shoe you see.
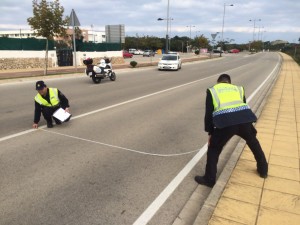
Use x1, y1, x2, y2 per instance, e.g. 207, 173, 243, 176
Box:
194, 176, 215, 188
258, 171, 268, 178
47, 121, 53, 128
257, 164, 268, 179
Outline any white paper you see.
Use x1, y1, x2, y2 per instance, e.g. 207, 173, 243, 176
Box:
53, 108, 71, 122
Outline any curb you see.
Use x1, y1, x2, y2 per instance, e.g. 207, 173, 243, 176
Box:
0, 55, 212, 80
172, 53, 283, 225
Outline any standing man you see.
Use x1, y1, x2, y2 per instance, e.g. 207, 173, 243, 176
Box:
32, 80, 71, 129
195, 74, 268, 188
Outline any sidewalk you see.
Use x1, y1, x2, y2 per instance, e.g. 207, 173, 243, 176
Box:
193, 52, 300, 225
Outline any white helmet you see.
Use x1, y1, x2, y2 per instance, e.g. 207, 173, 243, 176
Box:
100, 59, 105, 64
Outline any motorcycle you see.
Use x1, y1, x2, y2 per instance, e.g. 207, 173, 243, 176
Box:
83, 58, 116, 84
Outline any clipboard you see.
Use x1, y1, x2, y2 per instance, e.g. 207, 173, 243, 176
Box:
53, 108, 72, 122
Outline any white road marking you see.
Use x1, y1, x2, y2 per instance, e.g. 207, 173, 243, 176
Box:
0, 55, 281, 224
0, 75, 214, 143
132, 55, 281, 225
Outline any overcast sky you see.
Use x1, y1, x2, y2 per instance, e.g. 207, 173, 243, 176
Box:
0, 0, 299, 44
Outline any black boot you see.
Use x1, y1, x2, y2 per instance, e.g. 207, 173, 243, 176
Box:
194, 176, 215, 188
47, 120, 53, 128
257, 162, 268, 178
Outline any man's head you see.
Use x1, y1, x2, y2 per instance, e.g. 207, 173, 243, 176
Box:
217, 74, 231, 84
35, 80, 47, 95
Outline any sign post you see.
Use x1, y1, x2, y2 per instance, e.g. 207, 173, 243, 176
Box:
69, 9, 80, 71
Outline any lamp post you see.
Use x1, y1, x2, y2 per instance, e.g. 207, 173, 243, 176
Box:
258, 25, 264, 41
186, 25, 195, 40
157, 0, 171, 53
158, 17, 173, 53
221, 3, 233, 54
249, 18, 261, 52
91, 24, 95, 43
186, 25, 195, 52
249, 19, 261, 41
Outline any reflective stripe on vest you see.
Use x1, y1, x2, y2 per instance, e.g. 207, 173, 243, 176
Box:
34, 88, 60, 107
209, 83, 246, 113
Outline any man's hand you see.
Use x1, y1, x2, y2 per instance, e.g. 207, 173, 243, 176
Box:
32, 123, 38, 129
65, 107, 70, 113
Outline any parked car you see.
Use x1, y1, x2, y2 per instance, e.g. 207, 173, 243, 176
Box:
123, 51, 133, 58
212, 49, 224, 53
134, 49, 144, 55
128, 48, 136, 54
158, 53, 182, 71
229, 49, 240, 53
143, 50, 155, 57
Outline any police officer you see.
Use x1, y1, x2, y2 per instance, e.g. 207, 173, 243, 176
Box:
195, 74, 268, 188
32, 80, 70, 129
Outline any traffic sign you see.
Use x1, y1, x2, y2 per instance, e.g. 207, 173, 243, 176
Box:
69, 9, 80, 26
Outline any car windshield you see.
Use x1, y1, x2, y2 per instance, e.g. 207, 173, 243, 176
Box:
162, 55, 177, 60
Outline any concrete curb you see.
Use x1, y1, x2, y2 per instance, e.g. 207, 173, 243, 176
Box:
0, 55, 212, 80
172, 53, 283, 225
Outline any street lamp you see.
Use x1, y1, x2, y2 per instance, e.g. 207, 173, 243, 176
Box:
258, 25, 264, 41
186, 25, 195, 52
249, 19, 261, 41
158, 17, 173, 53
221, 3, 234, 54
157, 0, 171, 53
186, 25, 195, 40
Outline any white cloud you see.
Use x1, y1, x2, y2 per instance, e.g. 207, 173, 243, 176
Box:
0, 0, 299, 43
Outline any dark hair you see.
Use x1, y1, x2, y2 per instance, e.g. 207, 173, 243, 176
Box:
217, 74, 231, 83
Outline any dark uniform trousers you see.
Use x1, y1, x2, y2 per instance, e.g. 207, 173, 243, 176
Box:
205, 122, 268, 182
42, 105, 61, 124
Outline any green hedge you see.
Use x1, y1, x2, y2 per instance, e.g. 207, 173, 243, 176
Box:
0, 37, 122, 52
0, 37, 55, 50
281, 44, 300, 65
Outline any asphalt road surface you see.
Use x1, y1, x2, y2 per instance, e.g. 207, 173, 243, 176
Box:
0, 52, 281, 225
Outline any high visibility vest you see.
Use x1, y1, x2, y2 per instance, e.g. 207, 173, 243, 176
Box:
209, 83, 248, 116
34, 88, 60, 107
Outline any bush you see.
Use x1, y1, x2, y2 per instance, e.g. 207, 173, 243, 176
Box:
130, 61, 138, 68
194, 50, 200, 55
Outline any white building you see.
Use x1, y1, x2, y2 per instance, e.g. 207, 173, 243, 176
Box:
87, 30, 106, 43
0, 30, 44, 39
0, 29, 106, 43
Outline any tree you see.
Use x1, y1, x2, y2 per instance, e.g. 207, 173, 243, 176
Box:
194, 35, 209, 49
27, 0, 69, 75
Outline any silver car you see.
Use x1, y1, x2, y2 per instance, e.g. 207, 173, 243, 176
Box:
158, 54, 182, 71
143, 50, 155, 57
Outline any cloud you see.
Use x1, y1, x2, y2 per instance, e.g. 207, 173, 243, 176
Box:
0, 0, 299, 43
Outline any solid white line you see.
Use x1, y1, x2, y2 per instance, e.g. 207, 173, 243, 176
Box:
132, 54, 281, 225
0, 75, 214, 143
133, 144, 208, 225
70, 76, 215, 120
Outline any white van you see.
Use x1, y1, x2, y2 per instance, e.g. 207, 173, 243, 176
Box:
128, 48, 136, 54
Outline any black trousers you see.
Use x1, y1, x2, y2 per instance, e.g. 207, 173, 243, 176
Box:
205, 123, 268, 182
42, 106, 61, 124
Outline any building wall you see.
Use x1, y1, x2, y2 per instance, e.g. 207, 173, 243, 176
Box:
0, 50, 123, 70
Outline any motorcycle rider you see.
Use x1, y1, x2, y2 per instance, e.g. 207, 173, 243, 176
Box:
83, 57, 106, 74
98, 59, 106, 74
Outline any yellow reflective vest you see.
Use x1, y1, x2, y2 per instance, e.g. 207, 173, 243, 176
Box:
208, 83, 257, 128
209, 83, 247, 113
34, 88, 60, 107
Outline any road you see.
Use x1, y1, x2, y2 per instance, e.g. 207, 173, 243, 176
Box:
0, 52, 281, 225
